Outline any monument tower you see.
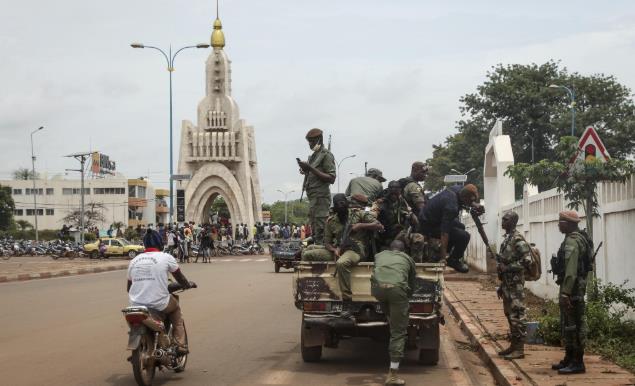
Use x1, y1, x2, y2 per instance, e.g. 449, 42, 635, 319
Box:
177, 7, 262, 229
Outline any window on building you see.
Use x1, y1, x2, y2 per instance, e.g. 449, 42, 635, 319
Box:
62, 188, 89, 195
137, 186, 146, 198
129, 186, 136, 197
94, 187, 126, 195
46, 188, 54, 195
45, 209, 54, 215
12, 189, 22, 195
14, 209, 23, 216
62, 188, 73, 195
26, 209, 44, 216
25, 188, 43, 195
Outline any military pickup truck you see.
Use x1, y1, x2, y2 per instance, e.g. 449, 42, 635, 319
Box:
270, 240, 303, 272
293, 261, 444, 365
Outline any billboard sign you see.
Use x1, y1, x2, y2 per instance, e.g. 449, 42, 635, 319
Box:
91, 152, 116, 175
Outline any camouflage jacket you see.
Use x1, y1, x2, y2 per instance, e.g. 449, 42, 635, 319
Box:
371, 196, 411, 241
304, 147, 336, 199
323, 213, 345, 248
498, 230, 531, 277
558, 232, 588, 296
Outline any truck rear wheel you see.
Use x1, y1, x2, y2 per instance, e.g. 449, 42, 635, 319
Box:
301, 321, 322, 362
418, 348, 439, 365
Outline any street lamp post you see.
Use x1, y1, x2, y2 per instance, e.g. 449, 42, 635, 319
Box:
131, 42, 209, 224
549, 84, 576, 136
277, 189, 295, 224
336, 154, 356, 193
30, 126, 44, 241
65, 152, 94, 244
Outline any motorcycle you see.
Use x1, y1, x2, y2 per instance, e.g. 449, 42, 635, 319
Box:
122, 282, 196, 386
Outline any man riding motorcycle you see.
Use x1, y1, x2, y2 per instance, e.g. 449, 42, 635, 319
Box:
127, 229, 193, 355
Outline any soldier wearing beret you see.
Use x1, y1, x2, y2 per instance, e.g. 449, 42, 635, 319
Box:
297, 128, 336, 245
336, 194, 384, 319
551, 210, 589, 374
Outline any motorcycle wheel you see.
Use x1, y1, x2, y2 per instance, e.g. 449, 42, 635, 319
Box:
173, 323, 188, 373
1, 254, 10, 261
132, 333, 155, 386
51, 255, 59, 260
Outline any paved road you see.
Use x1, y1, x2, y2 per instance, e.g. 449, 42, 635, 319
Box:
0, 257, 494, 386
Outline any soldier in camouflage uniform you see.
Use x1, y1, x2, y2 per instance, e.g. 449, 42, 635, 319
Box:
493, 211, 531, 360
551, 210, 588, 375
297, 128, 336, 245
399, 161, 428, 213
345, 167, 386, 203
372, 181, 425, 262
301, 194, 347, 262
337, 194, 384, 319
371, 240, 416, 386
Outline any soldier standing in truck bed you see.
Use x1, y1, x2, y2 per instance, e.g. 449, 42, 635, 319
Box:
297, 128, 336, 245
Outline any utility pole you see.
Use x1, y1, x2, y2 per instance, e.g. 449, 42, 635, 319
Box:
66, 152, 94, 244
277, 189, 295, 224
30, 126, 44, 241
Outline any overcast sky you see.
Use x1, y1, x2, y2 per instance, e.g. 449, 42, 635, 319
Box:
1, 0, 635, 203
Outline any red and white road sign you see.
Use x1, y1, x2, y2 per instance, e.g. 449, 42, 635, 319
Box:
577, 126, 610, 163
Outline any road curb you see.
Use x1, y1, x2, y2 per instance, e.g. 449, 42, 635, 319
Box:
444, 286, 531, 386
0, 264, 128, 283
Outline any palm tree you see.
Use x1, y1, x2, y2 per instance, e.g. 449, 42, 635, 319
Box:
16, 220, 33, 231
13, 168, 38, 180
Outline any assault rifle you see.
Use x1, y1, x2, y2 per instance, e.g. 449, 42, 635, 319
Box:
469, 206, 498, 261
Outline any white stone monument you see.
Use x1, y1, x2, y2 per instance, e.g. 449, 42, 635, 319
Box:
177, 12, 262, 229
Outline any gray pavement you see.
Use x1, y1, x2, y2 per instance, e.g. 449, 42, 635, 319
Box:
0, 257, 494, 386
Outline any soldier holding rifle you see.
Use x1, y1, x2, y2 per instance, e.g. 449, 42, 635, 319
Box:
297, 128, 336, 245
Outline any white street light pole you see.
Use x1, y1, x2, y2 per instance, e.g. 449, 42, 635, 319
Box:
336, 154, 356, 193
277, 189, 295, 224
549, 84, 576, 136
30, 126, 44, 241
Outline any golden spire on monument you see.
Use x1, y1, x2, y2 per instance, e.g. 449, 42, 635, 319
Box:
211, 0, 225, 49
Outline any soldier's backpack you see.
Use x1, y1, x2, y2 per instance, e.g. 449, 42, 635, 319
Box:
519, 234, 542, 281
576, 229, 595, 275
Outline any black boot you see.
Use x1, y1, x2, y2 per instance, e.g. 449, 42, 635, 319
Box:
498, 336, 514, 356
551, 348, 572, 370
558, 349, 586, 374
446, 258, 469, 273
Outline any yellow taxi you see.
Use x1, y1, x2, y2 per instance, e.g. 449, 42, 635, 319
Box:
84, 238, 145, 259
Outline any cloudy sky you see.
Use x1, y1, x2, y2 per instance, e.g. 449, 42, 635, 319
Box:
1, 0, 635, 203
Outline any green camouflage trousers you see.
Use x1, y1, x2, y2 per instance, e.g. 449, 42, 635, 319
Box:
501, 275, 527, 341
394, 230, 425, 263
308, 196, 330, 245
301, 245, 336, 262
560, 280, 587, 353
335, 250, 361, 300
371, 283, 409, 362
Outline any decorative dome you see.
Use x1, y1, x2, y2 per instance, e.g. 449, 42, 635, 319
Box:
211, 18, 225, 48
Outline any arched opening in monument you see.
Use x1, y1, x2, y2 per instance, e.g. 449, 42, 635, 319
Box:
200, 193, 235, 226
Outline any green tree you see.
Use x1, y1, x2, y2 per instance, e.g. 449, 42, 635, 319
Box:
62, 202, 106, 229
111, 221, 125, 237
15, 220, 33, 232
266, 199, 310, 225
0, 185, 16, 231
425, 61, 635, 194
209, 196, 230, 220
13, 168, 38, 180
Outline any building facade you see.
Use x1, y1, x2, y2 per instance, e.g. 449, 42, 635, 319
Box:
1, 174, 165, 231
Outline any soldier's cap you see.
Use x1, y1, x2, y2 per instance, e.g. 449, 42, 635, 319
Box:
366, 168, 386, 182
350, 193, 369, 206
305, 128, 323, 139
411, 161, 428, 170
559, 210, 581, 223
387, 180, 401, 189
461, 184, 479, 200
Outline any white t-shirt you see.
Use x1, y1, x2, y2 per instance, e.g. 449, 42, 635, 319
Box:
128, 251, 179, 311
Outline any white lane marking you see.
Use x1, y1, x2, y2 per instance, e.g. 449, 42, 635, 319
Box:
239, 258, 252, 262
220, 259, 232, 262
256, 258, 267, 262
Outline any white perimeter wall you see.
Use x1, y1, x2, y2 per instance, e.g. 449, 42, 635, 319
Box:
465, 175, 635, 300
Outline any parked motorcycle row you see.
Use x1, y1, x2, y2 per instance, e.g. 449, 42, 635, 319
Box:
0, 238, 86, 260
167, 240, 266, 262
